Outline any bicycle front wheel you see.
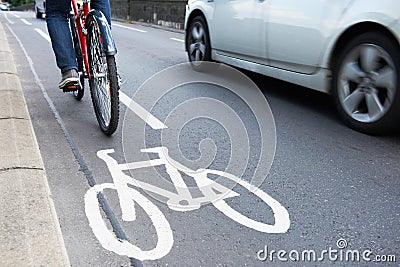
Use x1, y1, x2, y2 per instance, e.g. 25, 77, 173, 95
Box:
87, 19, 119, 135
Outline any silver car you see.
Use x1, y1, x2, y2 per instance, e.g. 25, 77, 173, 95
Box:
34, 0, 45, 18
0, 2, 10, 11
184, 0, 400, 135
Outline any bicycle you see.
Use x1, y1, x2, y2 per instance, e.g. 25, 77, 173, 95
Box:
85, 147, 290, 260
68, 0, 120, 135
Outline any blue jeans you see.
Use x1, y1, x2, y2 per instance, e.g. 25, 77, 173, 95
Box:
46, 0, 111, 73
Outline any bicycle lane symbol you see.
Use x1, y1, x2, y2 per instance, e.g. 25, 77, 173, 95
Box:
84, 62, 291, 261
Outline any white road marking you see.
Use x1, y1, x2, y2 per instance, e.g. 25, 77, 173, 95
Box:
35, 28, 51, 43
85, 182, 174, 260
113, 23, 147, 33
119, 91, 167, 130
170, 37, 184, 43
21, 18, 32, 25
88, 145, 290, 259
12, 13, 20, 18
4, 13, 14, 24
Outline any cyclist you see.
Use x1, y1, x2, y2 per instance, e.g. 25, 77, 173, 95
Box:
46, 0, 112, 90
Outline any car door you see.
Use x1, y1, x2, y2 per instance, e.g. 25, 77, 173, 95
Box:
211, 0, 268, 65
267, 0, 351, 74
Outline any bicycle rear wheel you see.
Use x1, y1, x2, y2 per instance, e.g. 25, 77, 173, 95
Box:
87, 19, 119, 135
69, 14, 84, 100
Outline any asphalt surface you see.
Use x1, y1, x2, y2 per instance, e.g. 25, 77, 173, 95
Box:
1, 10, 400, 266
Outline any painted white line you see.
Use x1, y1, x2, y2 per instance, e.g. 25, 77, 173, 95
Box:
119, 91, 167, 130
170, 38, 184, 43
113, 23, 147, 33
21, 18, 32, 26
12, 13, 20, 18
35, 28, 51, 43
4, 13, 14, 24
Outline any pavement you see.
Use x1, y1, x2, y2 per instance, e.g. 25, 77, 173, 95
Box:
0, 21, 70, 266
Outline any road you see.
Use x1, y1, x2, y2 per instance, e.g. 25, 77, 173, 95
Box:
2, 10, 400, 266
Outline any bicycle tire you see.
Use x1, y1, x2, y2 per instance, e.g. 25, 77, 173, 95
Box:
84, 183, 174, 260
202, 169, 290, 233
87, 19, 119, 135
69, 15, 84, 100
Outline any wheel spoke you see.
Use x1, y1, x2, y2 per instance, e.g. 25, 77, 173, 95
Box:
343, 88, 365, 113
360, 45, 379, 73
95, 78, 111, 124
342, 62, 365, 83
192, 26, 204, 41
198, 27, 204, 40
366, 92, 385, 119
195, 49, 201, 61
189, 43, 196, 54
375, 66, 395, 90
192, 27, 200, 40
198, 43, 206, 55
191, 27, 198, 40
89, 23, 112, 127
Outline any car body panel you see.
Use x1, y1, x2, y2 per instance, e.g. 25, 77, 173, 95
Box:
212, 0, 268, 66
184, 0, 213, 30
267, 0, 352, 75
319, 1, 400, 70
185, 0, 400, 93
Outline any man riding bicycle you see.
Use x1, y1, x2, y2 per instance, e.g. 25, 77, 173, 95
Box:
46, 0, 111, 90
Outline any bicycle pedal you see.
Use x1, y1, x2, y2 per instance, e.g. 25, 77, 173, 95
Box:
62, 83, 81, 93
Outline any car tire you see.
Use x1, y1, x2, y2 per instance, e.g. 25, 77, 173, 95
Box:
332, 32, 400, 135
186, 15, 212, 62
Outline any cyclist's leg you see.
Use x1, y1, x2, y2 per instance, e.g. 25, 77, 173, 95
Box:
90, 0, 111, 26
46, 0, 79, 89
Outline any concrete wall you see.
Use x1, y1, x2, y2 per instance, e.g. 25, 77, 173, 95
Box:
111, 0, 187, 30
11, 3, 34, 11
12, 1, 187, 30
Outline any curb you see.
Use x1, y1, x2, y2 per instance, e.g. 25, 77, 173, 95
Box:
0, 21, 70, 266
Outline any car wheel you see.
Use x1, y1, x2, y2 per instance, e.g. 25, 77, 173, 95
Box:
186, 15, 211, 62
332, 32, 400, 134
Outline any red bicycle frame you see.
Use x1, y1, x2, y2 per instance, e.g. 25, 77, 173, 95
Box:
71, 0, 91, 79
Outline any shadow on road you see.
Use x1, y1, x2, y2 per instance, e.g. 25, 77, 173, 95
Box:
246, 71, 336, 120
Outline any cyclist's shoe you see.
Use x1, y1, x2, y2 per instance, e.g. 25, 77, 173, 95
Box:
59, 69, 80, 92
